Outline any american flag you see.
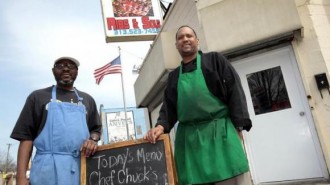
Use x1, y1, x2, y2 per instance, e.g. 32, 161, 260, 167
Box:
94, 56, 122, 85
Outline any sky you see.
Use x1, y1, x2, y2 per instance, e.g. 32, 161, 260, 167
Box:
0, 0, 171, 163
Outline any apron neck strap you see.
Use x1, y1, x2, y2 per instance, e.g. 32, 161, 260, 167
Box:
196, 52, 201, 69
51, 85, 56, 101
73, 88, 83, 102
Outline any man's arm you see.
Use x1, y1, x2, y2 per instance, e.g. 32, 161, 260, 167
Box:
155, 71, 179, 133
216, 52, 252, 131
16, 140, 33, 185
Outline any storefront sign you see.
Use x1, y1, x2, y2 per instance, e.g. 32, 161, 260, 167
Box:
100, 0, 163, 42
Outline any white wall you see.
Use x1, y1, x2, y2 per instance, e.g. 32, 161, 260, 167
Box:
294, 0, 330, 171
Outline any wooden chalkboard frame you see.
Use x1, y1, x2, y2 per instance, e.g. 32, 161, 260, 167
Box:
81, 134, 177, 185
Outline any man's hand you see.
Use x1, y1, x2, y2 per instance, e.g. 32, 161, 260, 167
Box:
236, 130, 243, 140
144, 125, 164, 144
80, 139, 98, 157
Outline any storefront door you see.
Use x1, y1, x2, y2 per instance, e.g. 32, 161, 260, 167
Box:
232, 46, 328, 184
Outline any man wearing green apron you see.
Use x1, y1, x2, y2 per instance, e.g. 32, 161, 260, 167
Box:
144, 26, 252, 185
11, 57, 102, 185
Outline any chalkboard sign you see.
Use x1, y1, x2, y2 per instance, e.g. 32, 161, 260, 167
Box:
81, 134, 177, 185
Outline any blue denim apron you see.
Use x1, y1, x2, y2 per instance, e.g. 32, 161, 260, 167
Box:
29, 86, 89, 185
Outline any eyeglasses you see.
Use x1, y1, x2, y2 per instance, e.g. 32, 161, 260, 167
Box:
54, 63, 77, 70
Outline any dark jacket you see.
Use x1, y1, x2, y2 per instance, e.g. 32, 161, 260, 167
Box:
156, 51, 252, 133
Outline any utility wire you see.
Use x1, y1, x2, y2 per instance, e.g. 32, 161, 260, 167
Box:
107, 44, 146, 61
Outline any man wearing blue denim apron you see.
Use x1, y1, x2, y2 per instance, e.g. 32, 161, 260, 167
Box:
11, 57, 102, 185
145, 26, 252, 185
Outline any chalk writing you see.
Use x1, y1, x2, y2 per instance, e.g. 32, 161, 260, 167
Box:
85, 141, 169, 185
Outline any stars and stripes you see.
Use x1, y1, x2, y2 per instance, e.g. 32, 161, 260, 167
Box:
94, 56, 122, 85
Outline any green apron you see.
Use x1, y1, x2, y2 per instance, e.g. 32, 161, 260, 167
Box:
175, 53, 249, 185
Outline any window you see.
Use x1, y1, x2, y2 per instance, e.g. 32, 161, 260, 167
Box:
246, 66, 291, 115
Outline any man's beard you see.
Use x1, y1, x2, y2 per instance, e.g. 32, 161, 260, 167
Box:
58, 80, 74, 86
180, 47, 197, 57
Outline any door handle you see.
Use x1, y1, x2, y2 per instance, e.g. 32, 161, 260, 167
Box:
299, 111, 305, 116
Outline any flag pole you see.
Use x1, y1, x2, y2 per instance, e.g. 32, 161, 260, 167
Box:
118, 46, 130, 140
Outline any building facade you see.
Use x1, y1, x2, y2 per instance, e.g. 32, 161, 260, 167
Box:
134, 0, 330, 184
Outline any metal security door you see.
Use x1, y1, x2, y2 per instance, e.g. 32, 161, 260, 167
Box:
232, 46, 328, 184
